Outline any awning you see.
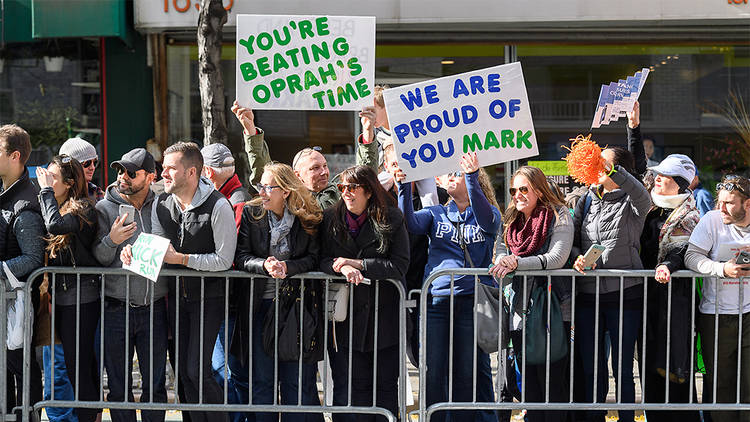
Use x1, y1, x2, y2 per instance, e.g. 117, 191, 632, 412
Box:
30, 0, 132, 45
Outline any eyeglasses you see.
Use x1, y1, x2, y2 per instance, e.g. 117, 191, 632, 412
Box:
82, 159, 98, 169
448, 171, 463, 178
292, 146, 323, 169
116, 167, 137, 179
717, 175, 749, 195
509, 186, 530, 196
255, 184, 281, 195
336, 183, 363, 193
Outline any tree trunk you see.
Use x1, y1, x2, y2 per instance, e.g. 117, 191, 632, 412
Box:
197, 0, 251, 184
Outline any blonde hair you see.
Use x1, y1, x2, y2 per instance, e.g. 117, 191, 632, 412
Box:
445, 168, 499, 210
502, 166, 565, 246
373, 84, 389, 108
248, 162, 322, 235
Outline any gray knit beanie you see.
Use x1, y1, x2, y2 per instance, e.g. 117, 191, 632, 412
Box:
59, 137, 97, 163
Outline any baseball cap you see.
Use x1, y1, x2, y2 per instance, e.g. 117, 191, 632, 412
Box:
201, 143, 234, 168
648, 154, 696, 186
111, 148, 156, 174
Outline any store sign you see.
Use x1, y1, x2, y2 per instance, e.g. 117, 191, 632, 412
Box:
383, 62, 538, 183
135, 0, 750, 31
235, 14, 375, 111
527, 160, 583, 197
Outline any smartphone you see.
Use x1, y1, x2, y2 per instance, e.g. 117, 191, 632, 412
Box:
582, 244, 606, 269
738, 250, 750, 266
118, 204, 135, 225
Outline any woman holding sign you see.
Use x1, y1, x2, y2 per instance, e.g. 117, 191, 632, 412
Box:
395, 152, 501, 422
318, 165, 409, 422
36, 155, 101, 422
570, 146, 651, 422
233, 162, 324, 422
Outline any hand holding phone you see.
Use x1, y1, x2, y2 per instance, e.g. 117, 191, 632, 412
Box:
574, 244, 605, 273
581, 244, 606, 269
737, 250, 750, 266
119, 204, 136, 225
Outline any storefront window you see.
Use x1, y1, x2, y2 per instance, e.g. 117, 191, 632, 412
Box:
0, 39, 103, 184
519, 44, 750, 191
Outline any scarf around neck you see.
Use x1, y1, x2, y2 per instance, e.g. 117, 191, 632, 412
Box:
506, 206, 554, 257
657, 194, 700, 263
269, 207, 294, 258
651, 191, 691, 210
345, 210, 369, 238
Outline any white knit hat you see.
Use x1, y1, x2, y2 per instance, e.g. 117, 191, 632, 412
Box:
59, 137, 97, 163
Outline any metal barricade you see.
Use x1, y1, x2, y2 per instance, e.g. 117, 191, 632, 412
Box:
18, 267, 407, 422
417, 268, 750, 421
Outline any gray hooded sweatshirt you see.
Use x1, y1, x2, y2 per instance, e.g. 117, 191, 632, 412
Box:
93, 183, 168, 305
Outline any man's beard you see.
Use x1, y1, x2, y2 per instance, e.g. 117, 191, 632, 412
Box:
118, 182, 144, 196
725, 207, 747, 224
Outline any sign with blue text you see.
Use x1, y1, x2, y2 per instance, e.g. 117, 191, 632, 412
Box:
383, 62, 538, 182
591, 68, 649, 129
235, 14, 376, 111
122, 233, 170, 282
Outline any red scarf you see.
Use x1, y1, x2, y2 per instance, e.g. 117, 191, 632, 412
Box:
506, 206, 554, 257
219, 174, 243, 200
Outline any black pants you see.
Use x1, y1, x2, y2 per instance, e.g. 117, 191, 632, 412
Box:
642, 369, 700, 422
512, 322, 570, 422
56, 301, 101, 422
177, 297, 227, 422
6, 348, 43, 418
329, 345, 399, 422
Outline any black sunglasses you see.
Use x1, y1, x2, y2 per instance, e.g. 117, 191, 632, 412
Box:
81, 159, 98, 169
717, 175, 749, 195
116, 167, 137, 179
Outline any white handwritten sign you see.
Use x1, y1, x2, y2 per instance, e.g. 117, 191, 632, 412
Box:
122, 234, 170, 282
235, 14, 375, 111
383, 62, 538, 182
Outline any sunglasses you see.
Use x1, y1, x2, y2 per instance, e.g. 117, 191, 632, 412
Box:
82, 159, 98, 169
255, 184, 281, 195
116, 167, 137, 179
292, 146, 323, 169
509, 186, 530, 196
717, 176, 749, 195
336, 183, 363, 193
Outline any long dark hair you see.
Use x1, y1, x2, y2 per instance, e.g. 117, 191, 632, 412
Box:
333, 165, 396, 254
46, 155, 94, 258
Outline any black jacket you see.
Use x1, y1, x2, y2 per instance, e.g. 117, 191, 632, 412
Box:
0, 168, 44, 282
319, 205, 410, 352
231, 204, 320, 365
39, 188, 100, 305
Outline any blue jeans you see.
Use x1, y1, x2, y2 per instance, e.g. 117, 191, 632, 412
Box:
103, 297, 168, 422
426, 295, 497, 422
43, 345, 78, 422
252, 299, 322, 422
213, 315, 251, 422
575, 301, 642, 422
